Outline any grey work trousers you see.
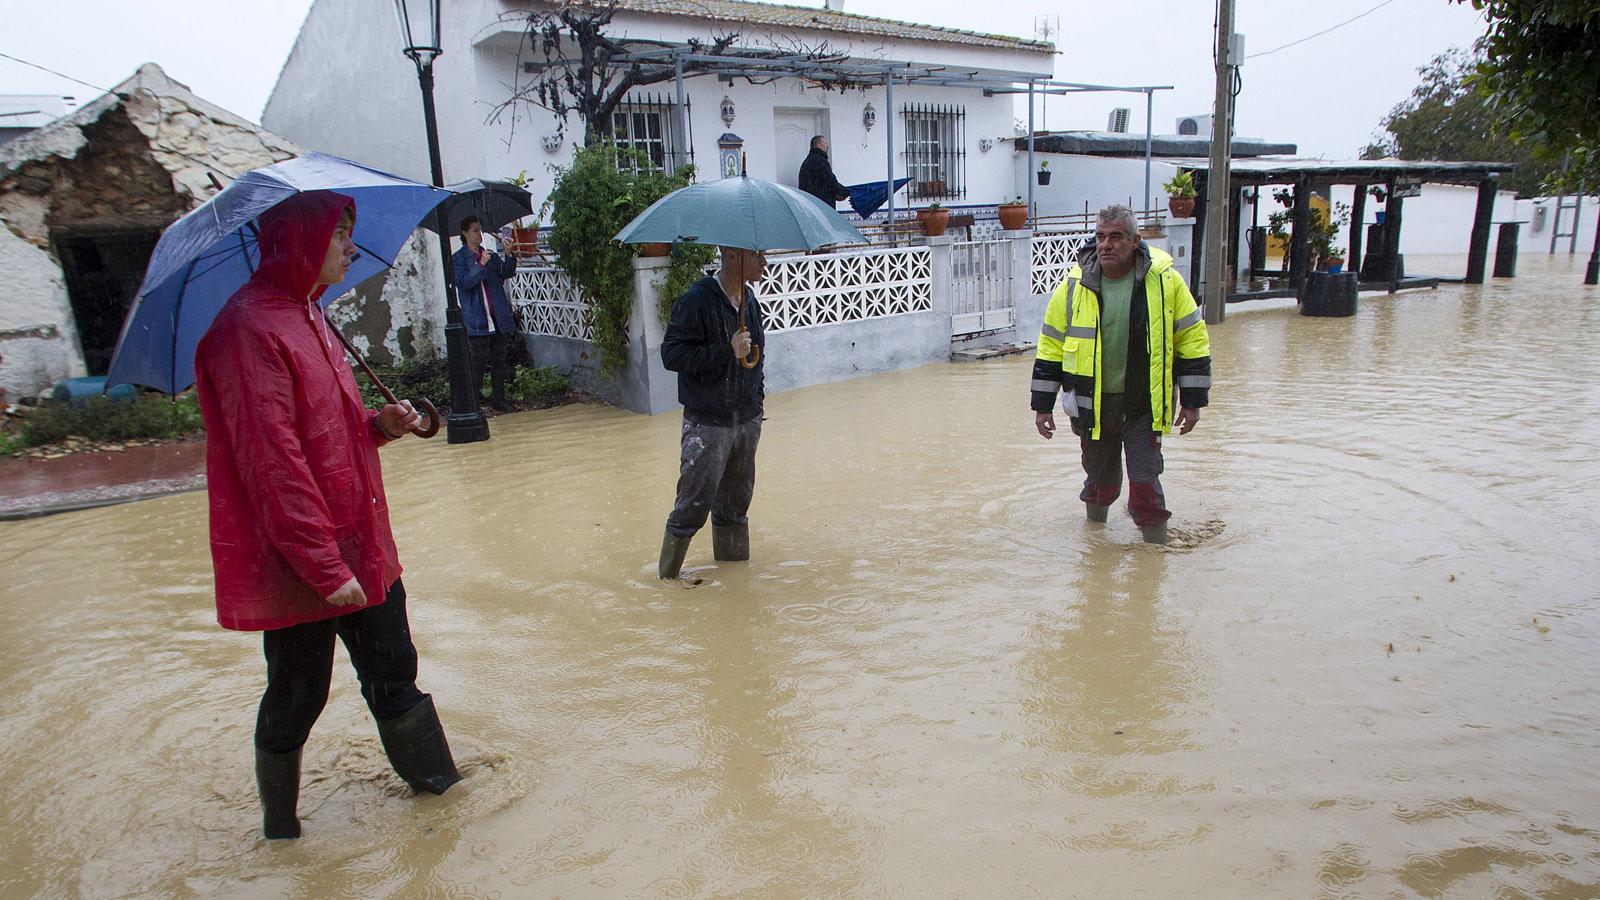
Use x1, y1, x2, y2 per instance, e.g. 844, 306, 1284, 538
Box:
1075, 392, 1169, 526
666, 418, 762, 538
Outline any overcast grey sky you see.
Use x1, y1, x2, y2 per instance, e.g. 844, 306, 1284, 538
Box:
2, 0, 1489, 159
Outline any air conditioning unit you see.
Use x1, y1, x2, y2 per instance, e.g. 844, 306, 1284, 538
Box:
1176, 114, 1212, 137
1106, 107, 1130, 133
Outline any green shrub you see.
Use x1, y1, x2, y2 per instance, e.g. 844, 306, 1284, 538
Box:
658, 242, 718, 326
355, 358, 451, 412
18, 393, 204, 446
507, 364, 570, 403
544, 143, 695, 374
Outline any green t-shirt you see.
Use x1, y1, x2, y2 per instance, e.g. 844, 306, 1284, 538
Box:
1097, 272, 1135, 394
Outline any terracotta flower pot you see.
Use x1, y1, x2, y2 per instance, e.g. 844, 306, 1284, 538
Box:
639, 242, 671, 258
997, 203, 1028, 231
1167, 196, 1196, 218
920, 209, 949, 237
510, 226, 539, 258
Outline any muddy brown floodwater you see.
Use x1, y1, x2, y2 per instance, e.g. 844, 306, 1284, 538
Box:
1, 254, 1597, 897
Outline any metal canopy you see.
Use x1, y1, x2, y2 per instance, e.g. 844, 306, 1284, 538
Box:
523, 43, 1173, 221
1177, 156, 1514, 187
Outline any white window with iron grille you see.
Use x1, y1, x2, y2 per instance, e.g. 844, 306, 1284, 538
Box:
610, 94, 690, 172
903, 104, 966, 200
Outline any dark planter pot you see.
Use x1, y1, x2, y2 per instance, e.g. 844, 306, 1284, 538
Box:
1168, 196, 1196, 218
639, 242, 671, 258
1300, 271, 1359, 317
1037, 170, 1052, 185
997, 204, 1029, 231
920, 210, 950, 237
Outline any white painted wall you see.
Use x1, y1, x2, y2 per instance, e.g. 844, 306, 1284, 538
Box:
0, 227, 82, 399
1016, 151, 1180, 219
266, 0, 1051, 214
1519, 195, 1599, 256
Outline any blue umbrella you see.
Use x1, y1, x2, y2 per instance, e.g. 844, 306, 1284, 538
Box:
106, 152, 451, 394
614, 175, 866, 251
845, 177, 912, 219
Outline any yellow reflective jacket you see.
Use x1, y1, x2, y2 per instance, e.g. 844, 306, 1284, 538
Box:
1030, 243, 1211, 439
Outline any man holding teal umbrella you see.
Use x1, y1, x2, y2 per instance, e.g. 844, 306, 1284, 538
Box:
617, 174, 864, 580
657, 244, 768, 579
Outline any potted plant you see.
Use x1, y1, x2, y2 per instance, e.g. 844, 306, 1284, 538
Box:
1315, 202, 1352, 271
997, 197, 1029, 231
1036, 160, 1051, 186
1163, 170, 1197, 218
507, 169, 540, 257
919, 202, 950, 237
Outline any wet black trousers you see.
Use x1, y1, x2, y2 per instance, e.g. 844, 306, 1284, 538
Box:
468, 332, 512, 404
255, 580, 427, 754
665, 418, 762, 538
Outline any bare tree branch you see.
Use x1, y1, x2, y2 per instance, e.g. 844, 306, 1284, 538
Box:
487, 1, 876, 149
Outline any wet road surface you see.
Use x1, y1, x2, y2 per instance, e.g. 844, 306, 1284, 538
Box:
1, 254, 1596, 896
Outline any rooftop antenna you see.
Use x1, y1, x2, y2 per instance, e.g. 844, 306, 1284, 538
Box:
1034, 15, 1060, 132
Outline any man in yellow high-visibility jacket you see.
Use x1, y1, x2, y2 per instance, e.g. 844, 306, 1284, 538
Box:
1030, 204, 1212, 544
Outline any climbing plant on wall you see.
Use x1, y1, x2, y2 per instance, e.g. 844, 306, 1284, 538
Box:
543, 143, 693, 374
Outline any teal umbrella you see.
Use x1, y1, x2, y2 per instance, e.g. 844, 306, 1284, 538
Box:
615, 175, 866, 251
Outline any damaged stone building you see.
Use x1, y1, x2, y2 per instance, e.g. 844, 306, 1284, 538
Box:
0, 63, 442, 401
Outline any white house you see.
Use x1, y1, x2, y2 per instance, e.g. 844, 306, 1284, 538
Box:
264, 0, 1055, 221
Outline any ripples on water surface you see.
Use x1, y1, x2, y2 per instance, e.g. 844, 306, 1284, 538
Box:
1, 255, 1597, 896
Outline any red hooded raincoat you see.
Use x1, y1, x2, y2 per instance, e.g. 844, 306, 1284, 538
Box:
195, 191, 402, 631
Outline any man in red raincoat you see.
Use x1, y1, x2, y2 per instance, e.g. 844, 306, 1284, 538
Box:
194, 190, 461, 840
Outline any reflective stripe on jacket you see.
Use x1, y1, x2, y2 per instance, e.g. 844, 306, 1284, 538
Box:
1030, 243, 1212, 438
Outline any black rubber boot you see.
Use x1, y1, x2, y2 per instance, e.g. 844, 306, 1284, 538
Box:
255, 747, 302, 840
376, 696, 462, 796
1140, 521, 1169, 545
658, 529, 693, 579
1085, 503, 1110, 523
712, 523, 749, 561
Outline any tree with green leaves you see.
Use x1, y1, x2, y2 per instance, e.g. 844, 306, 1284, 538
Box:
1451, 0, 1600, 192
1362, 44, 1554, 195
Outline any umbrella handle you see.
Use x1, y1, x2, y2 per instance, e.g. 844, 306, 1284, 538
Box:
326, 320, 441, 439
736, 307, 759, 369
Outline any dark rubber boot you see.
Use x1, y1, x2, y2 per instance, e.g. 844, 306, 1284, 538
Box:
658, 529, 693, 579
255, 747, 302, 839
1085, 503, 1110, 523
376, 696, 462, 796
1140, 521, 1169, 545
712, 523, 749, 561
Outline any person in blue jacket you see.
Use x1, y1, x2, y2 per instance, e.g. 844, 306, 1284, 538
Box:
451, 216, 520, 411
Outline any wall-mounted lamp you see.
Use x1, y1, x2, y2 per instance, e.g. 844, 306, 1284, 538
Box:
862, 102, 876, 132
720, 94, 736, 127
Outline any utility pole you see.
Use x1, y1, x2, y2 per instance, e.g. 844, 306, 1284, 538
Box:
1201, 0, 1236, 324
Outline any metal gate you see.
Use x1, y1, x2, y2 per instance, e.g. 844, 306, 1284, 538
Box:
950, 239, 1015, 336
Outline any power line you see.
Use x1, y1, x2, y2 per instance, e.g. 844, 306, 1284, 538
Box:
0, 49, 241, 185
1245, 0, 1400, 60
0, 50, 109, 96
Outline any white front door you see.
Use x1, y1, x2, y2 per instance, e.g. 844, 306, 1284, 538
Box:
774, 109, 825, 189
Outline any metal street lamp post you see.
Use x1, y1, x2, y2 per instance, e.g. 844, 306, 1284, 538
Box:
394, 0, 489, 443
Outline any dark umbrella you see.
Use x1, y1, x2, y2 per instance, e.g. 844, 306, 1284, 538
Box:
432, 178, 535, 234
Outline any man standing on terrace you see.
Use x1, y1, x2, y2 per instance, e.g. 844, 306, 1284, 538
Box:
1030, 204, 1212, 545
798, 135, 849, 208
